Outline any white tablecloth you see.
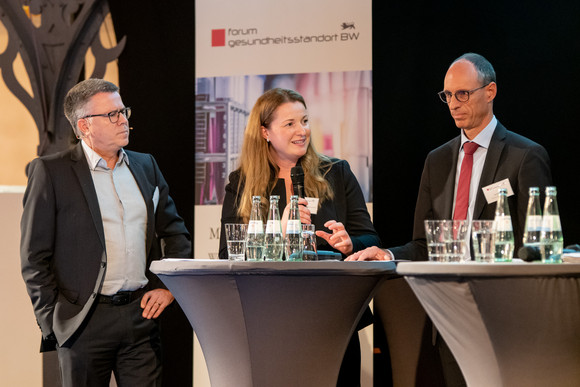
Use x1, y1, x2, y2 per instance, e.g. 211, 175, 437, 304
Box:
397, 262, 580, 387
151, 260, 396, 387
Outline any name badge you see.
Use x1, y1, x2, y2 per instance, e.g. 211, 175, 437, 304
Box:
305, 197, 319, 215
482, 178, 514, 204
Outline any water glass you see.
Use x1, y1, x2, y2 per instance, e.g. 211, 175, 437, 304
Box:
471, 220, 495, 263
302, 224, 318, 261
447, 220, 469, 262
225, 223, 248, 261
424, 220, 449, 262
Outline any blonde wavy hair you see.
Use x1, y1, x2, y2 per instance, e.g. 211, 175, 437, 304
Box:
236, 88, 335, 222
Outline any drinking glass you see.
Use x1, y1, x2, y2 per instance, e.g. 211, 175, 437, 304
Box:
424, 220, 449, 262
301, 224, 318, 261
471, 220, 495, 263
447, 220, 469, 262
225, 223, 248, 261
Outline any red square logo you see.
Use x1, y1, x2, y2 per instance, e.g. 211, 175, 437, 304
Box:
212, 29, 225, 47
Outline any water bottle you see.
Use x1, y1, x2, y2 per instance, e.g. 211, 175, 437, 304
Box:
540, 186, 563, 263
246, 196, 264, 261
264, 195, 284, 261
522, 187, 542, 249
284, 195, 303, 261
493, 188, 514, 262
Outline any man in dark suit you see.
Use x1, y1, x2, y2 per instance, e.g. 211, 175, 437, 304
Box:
347, 53, 552, 385
347, 52, 552, 260
21, 78, 191, 387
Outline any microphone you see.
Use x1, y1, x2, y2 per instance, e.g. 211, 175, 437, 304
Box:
290, 166, 304, 198
517, 246, 541, 262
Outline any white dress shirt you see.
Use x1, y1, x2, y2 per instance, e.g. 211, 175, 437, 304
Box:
452, 115, 497, 222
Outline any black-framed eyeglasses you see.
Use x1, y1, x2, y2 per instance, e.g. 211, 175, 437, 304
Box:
82, 107, 131, 123
437, 83, 491, 103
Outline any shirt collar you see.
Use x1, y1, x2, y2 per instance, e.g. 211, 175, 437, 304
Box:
81, 140, 129, 170
460, 115, 497, 150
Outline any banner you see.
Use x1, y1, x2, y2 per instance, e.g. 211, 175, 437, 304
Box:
195, 0, 372, 259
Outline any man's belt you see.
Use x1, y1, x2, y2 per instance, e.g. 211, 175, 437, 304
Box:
98, 288, 147, 306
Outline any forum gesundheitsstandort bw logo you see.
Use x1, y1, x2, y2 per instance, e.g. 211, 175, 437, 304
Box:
211, 23, 359, 48
212, 29, 226, 47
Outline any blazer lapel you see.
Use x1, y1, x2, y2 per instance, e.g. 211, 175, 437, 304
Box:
441, 136, 461, 219
473, 123, 507, 219
126, 153, 156, 256
71, 142, 106, 248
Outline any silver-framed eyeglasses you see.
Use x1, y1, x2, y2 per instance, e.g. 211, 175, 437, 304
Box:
437, 83, 491, 103
83, 107, 131, 123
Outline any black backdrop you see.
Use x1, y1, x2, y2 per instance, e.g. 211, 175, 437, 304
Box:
109, 2, 195, 386
107, 1, 580, 386
372, 1, 580, 250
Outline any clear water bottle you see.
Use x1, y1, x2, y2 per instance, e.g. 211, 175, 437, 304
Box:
493, 188, 514, 262
264, 195, 284, 261
523, 187, 542, 249
284, 195, 303, 261
540, 186, 563, 263
246, 195, 264, 261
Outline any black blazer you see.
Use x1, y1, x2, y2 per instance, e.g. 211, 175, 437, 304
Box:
390, 122, 552, 260
219, 158, 380, 260
21, 142, 191, 350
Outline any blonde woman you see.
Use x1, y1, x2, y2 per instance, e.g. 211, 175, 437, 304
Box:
219, 87, 379, 386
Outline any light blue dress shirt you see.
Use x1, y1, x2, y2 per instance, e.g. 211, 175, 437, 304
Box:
81, 141, 148, 295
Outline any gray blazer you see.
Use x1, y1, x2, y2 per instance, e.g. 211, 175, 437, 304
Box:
390, 122, 552, 260
21, 142, 191, 350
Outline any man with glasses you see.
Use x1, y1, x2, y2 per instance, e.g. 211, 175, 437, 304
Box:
347, 53, 552, 385
21, 78, 191, 386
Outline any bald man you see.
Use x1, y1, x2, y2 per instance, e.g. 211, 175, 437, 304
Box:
347, 53, 553, 386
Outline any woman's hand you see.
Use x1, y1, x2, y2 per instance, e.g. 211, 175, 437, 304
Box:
281, 197, 311, 234
315, 220, 353, 255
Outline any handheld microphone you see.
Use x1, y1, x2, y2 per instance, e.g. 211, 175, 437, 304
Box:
290, 166, 305, 198
517, 246, 541, 262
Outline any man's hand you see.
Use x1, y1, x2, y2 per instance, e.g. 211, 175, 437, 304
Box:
345, 246, 392, 261
141, 289, 174, 319
315, 220, 353, 255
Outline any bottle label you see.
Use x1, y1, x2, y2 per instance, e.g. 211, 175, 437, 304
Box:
495, 215, 513, 232
248, 220, 264, 234
266, 220, 281, 234
286, 219, 301, 234
541, 215, 562, 231
525, 215, 542, 231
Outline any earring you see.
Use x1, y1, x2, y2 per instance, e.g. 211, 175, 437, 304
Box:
266, 138, 270, 143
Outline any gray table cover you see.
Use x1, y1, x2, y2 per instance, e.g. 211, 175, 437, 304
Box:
151, 260, 396, 387
397, 262, 580, 387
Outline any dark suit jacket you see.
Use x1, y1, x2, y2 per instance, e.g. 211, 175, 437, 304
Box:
390, 122, 552, 260
219, 158, 381, 260
21, 142, 191, 351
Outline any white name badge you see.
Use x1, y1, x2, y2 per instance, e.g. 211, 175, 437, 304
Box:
482, 178, 514, 204
305, 197, 319, 215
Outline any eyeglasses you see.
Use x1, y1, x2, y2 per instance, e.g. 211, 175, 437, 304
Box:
83, 107, 131, 123
437, 83, 491, 103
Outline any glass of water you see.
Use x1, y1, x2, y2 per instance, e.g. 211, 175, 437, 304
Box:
301, 224, 318, 261
471, 220, 495, 263
447, 220, 469, 262
424, 220, 449, 262
225, 223, 248, 261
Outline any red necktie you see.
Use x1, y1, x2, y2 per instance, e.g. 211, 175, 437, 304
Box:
453, 142, 480, 220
